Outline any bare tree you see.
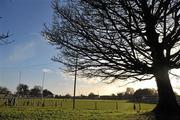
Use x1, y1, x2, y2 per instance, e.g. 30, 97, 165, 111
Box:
42, 0, 180, 114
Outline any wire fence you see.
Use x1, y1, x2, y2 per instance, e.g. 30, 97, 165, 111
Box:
0, 98, 139, 111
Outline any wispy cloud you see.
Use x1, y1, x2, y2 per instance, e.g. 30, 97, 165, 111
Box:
56, 71, 101, 84
9, 41, 36, 61
78, 78, 100, 84
42, 68, 53, 73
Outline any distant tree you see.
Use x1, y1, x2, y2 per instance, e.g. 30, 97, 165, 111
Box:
111, 93, 116, 97
29, 86, 42, 98
125, 87, 135, 96
55, 94, 61, 98
111, 93, 117, 99
88, 92, 99, 99
117, 93, 124, 99
0, 86, 11, 95
80, 94, 86, 99
16, 84, 30, 97
43, 89, 54, 98
134, 88, 158, 99
43, 0, 180, 114
54, 95, 58, 98
88, 92, 95, 97
122, 87, 134, 99
64, 93, 71, 98
80, 94, 86, 97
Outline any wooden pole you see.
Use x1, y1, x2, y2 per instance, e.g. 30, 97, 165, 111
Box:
19, 71, 21, 85
73, 55, 78, 109
41, 72, 45, 99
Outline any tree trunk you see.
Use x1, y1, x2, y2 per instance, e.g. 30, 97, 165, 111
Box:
153, 66, 180, 114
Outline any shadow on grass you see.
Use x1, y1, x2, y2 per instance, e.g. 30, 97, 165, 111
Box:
136, 112, 180, 120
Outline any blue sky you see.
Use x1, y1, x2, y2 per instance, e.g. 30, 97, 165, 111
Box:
0, 0, 115, 95
0, 0, 76, 95
0, 0, 180, 95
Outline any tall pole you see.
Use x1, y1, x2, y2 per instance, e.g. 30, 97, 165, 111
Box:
42, 72, 45, 99
19, 71, 21, 85
73, 54, 78, 109
18, 71, 21, 97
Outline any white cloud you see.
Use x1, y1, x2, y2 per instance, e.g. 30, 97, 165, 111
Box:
9, 41, 36, 61
42, 68, 53, 73
77, 82, 126, 96
78, 78, 100, 84
56, 71, 101, 84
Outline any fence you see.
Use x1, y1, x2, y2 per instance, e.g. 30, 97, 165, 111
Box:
0, 98, 136, 111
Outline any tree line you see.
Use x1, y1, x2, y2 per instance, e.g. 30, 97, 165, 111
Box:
0, 84, 53, 98
16, 84, 54, 98
0, 84, 160, 101
75, 87, 158, 101
50, 87, 160, 102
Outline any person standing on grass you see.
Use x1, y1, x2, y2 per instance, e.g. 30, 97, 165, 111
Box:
133, 103, 136, 111
138, 102, 141, 112
12, 97, 16, 106
8, 97, 12, 106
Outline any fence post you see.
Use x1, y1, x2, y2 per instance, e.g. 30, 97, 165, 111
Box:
94, 101, 97, 110
55, 101, 57, 107
116, 101, 118, 110
61, 101, 63, 108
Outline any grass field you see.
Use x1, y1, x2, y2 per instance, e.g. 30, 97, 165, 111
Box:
0, 99, 156, 120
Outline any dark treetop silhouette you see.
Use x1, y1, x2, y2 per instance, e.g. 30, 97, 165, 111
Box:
16, 84, 30, 98
0, 17, 10, 45
0, 33, 9, 45
43, 0, 180, 114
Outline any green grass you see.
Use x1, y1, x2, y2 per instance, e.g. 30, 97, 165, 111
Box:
0, 99, 156, 120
